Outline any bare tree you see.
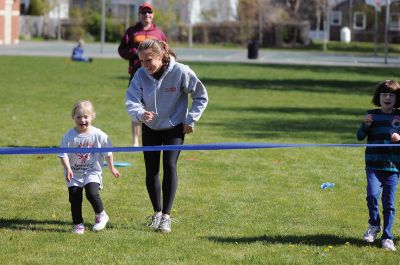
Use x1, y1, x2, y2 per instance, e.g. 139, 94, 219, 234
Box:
237, 0, 260, 44
286, 0, 300, 15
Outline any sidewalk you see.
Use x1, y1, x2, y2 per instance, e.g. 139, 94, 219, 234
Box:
1, 40, 400, 68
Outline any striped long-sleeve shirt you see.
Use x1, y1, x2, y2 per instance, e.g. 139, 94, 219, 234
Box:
357, 109, 400, 172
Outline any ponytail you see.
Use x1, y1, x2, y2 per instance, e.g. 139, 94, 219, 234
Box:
158, 41, 176, 64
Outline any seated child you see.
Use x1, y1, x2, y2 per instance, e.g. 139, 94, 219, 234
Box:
71, 40, 93, 62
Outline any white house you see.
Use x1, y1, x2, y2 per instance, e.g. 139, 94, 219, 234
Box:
110, 0, 239, 26
48, 0, 69, 20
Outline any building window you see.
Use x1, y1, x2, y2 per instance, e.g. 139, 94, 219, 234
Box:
390, 13, 400, 31
330, 11, 342, 26
353, 12, 366, 30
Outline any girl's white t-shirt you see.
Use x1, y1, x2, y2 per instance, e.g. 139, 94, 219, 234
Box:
58, 126, 112, 189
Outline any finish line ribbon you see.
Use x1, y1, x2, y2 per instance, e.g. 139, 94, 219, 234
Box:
0, 143, 399, 155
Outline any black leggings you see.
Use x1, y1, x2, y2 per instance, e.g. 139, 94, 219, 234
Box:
142, 124, 184, 215
68, 182, 104, 224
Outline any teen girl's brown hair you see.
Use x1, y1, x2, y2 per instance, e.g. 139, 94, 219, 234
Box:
137, 39, 176, 66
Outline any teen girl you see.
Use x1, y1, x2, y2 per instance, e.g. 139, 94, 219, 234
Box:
125, 39, 208, 233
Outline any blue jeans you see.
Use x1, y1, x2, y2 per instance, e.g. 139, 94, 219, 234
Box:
366, 170, 399, 240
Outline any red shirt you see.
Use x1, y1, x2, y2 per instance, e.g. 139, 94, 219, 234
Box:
118, 22, 167, 76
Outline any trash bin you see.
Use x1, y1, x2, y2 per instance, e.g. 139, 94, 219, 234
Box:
247, 39, 259, 59
340, 27, 351, 43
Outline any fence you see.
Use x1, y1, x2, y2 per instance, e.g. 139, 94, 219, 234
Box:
19, 16, 63, 39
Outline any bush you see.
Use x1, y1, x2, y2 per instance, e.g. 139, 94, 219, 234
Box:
86, 13, 124, 42
27, 0, 49, 16
63, 25, 86, 41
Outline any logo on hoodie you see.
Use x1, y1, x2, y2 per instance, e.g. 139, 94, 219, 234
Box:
163, 87, 177, 93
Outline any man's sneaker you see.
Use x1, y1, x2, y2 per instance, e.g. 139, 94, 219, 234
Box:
157, 216, 172, 233
72, 223, 85, 234
363, 225, 381, 243
382, 239, 397, 251
93, 211, 109, 232
148, 213, 162, 230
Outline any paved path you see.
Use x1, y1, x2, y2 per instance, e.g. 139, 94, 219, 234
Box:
1, 40, 400, 68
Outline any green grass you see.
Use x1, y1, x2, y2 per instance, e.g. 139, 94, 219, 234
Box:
1, 56, 400, 264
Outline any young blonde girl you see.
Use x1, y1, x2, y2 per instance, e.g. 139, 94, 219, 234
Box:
58, 100, 120, 234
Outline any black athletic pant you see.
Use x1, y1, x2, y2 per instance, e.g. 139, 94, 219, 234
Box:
142, 124, 184, 215
68, 182, 104, 224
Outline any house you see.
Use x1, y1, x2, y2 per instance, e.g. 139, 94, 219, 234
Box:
48, 0, 69, 20
109, 0, 238, 27
329, 0, 400, 42
0, 0, 20, 45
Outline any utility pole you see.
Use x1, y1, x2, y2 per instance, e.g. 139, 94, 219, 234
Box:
57, 0, 61, 41
374, 5, 378, 56
384, 0, 391, 64
258, 0, 263, 45
100, 0, 106, 53
323, 0, 329, 51
188, 0, 193, 47
349, 0, 353, 40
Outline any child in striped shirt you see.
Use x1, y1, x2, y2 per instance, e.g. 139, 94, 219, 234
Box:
357, 80, 400, 251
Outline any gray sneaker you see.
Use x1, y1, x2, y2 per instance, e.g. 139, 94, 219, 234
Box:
157, 216, 172, 233
363, 225, 381, 243
382, 239, 396, 251
148, 213, 162, 230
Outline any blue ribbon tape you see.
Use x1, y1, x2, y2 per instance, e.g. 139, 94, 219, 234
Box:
0, 143, 399, 155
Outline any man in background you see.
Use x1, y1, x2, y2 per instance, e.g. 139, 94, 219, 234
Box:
118, 2, 167, 146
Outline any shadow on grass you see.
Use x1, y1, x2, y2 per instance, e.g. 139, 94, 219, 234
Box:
190, 62, 399, 78
210, 106, 366, 116
0, 218, 70, 232
205, 234, 368, 247
203, 78, 376, 95
203, 106, 363, 142
0, 218, 120, 232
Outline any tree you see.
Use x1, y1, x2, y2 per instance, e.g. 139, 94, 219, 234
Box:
27, 0, 49, 15
237, 0, 260, 44
153, 0, 180, 39
286, 0, 300, 15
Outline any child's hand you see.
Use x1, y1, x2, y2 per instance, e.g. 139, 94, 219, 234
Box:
111, 167, 120, 178
143, 111, 155, 123
65, 170, 73, 182
183, 124, 193, 134
363, 114, 373, 126
392, 133, 400, 142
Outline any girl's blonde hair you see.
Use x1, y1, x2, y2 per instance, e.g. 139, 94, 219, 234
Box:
71, 100, 96, 119
137, 39, 176, 66
371, 80, 400, 108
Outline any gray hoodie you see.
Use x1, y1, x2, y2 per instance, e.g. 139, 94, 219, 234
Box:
125, 57, 208, 130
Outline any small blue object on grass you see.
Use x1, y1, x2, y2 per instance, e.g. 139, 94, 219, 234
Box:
103, 161, 132, 167
321, 182, 335, 190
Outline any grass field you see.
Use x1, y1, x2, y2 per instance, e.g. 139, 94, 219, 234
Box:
1, 56, 400, 264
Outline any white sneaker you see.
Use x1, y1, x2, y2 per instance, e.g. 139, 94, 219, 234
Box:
93, 211, 109, 232
157, 216, 172, 233
382, 239, 397, 251
148, 213, 162, 230
363, 225, 381, 243
72, 223, 85, 234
